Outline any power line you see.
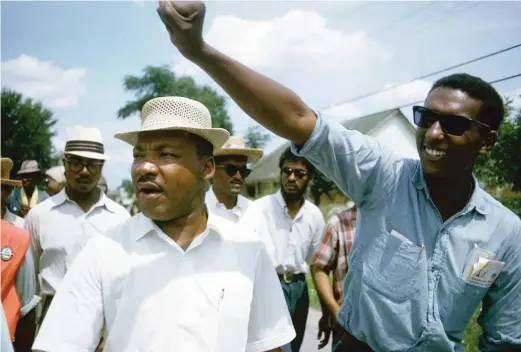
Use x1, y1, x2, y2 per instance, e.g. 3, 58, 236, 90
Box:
366, 2, 436, 38
319, 43, 521, 112
373, 73, 521, 114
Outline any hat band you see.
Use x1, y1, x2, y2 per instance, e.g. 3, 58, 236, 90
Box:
65, 140, 104, 154
222, 143, 247, 149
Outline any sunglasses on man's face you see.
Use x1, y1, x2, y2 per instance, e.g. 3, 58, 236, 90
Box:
281, 167, 308, 179
412, 106, 491, 136
216, 164, 251, 178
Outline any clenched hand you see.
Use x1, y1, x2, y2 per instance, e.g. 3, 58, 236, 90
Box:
157, 1, 207, 58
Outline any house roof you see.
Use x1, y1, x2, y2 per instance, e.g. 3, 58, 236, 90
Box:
246, 108, 413, 184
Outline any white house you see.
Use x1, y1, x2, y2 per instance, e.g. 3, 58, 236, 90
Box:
245, 108, 419, 198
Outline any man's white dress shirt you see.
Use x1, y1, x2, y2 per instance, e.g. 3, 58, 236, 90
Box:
206, 187, 275, 263
33, 211, 295, 352
24, 189, 130, 295
255, 191, 325, 275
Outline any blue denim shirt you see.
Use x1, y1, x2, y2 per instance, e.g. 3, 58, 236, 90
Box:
292, 115, 521, 351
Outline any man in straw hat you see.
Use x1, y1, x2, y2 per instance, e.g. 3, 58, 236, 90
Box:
7, 160, 49, 218
1, 157, 40, 351
2, 158, 26, 228
206, 136, 275, 262
34, 96, 295, 352
24, 126, 130, 325
44, 166, 66, 197
158, 2, 521, 351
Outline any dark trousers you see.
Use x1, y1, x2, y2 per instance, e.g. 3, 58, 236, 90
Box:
332, 324, 373, 352
280, 278, 309, 352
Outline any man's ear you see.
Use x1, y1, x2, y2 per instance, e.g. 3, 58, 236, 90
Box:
479, 130, 497, 155
202, 156, 215, 181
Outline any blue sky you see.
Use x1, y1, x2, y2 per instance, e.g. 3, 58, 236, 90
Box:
2, 1, 521, 189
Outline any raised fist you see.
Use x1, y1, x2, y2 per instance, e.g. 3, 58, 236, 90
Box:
157, 1, 207, 58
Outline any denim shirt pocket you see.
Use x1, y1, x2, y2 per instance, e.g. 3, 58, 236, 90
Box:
441, 278, 488, 333
362, 229, 423, 301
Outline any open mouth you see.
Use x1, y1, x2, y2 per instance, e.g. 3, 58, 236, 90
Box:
423, 146, 446, 161
136, 182, 163, 197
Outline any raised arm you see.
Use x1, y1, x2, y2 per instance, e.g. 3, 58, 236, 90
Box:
157, 1, 316, 146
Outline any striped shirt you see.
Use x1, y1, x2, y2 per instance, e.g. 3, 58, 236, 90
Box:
312, 206, 357, 303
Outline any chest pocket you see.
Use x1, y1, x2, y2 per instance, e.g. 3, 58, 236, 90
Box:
362, 230, 424, 302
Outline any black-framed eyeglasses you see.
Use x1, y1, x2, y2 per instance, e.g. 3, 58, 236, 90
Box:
64, 157, 104, 173
412, 106, 491, 136
281, 167, 308, 179
216, 164, 251, 178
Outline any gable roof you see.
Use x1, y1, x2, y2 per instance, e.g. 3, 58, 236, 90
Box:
246, 108, 413, 183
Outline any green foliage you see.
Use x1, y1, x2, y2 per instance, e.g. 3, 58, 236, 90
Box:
475, 96, 521, 191
310, 170, 340, 206
118, 65, 234, 133
1, 88, 59, 172
244, 125, 271, 149
120, 179, 134, 198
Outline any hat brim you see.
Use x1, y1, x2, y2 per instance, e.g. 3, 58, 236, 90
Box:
114, 126, 230, 152
214, 148, 263, 163
1, 179, 22, 187
17, 168, 40, 175
64, 151, 109, 161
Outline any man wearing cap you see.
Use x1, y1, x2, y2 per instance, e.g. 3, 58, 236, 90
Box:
206, 136, 275, 261
24, 126, 130, 324
34, 96, 295, 352
1, 157, 41, 351
7, 160, 49, 218
44, 166, 66, 197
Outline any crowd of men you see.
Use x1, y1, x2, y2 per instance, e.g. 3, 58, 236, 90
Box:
1, 1, 520, 351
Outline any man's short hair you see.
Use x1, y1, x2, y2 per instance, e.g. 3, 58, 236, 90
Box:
185, 133, 213, 158
430, 73, 505, 130
278, 146, 316, 176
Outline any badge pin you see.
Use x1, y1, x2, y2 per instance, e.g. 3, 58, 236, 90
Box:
1, 246, 14, 261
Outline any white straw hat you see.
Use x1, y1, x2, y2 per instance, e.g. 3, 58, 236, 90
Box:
64, 126, 109, 161
114, 96, 230, 151
214, 136, 263, 163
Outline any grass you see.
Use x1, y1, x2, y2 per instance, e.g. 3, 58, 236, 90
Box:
306, 273, 482, 351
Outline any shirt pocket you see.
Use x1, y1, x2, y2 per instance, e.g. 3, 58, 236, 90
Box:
362, 229, 423, 302
441, 278, 488, 333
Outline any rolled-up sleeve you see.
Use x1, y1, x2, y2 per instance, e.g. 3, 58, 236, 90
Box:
32, 239, 104, 352
479, 227, 521, 351
15, 248, 40, 316
291, 113, 403, 209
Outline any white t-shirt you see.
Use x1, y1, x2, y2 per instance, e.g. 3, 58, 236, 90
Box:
33, 212, 295, 352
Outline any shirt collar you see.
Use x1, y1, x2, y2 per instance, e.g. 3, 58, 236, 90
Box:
208, 187, 248, 212
51, 188, 117, 213
132, 209, 222, 245
412, 163, 488, 216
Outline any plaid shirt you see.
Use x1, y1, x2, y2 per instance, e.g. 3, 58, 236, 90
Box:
312, 205, 357, 304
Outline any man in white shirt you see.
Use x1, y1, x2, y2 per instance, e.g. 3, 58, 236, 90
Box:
24, 126, 130, 323
33, 96, 295, 352
206, 136, 275, 261
255, 147, 326, 351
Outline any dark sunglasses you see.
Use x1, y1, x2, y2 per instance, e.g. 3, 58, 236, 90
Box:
281, 167, 308, 179
413, 106, 491, 136
64, 157, 104, 173
217, 164, 251, 178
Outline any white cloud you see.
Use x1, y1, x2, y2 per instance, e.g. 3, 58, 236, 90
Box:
173, 10, 391, 79
1, 55, 86, 108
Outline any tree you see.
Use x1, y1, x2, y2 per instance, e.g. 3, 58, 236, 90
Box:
244, 125, 271, 149
118, 65, 234, 133
475, 96, 521, 191
1, 88, 59, 172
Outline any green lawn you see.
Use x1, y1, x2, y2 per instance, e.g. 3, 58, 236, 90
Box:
306, 273, 482, 351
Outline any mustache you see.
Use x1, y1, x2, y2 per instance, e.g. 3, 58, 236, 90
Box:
136, 175, 163, 189
76, 177, 92, 183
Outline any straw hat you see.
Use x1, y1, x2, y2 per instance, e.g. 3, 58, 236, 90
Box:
1, 158, 22, 187
17, 160, 40, 175
214, 136, 263, 163
64, 126, 109, 161
114, 97, 230, 150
